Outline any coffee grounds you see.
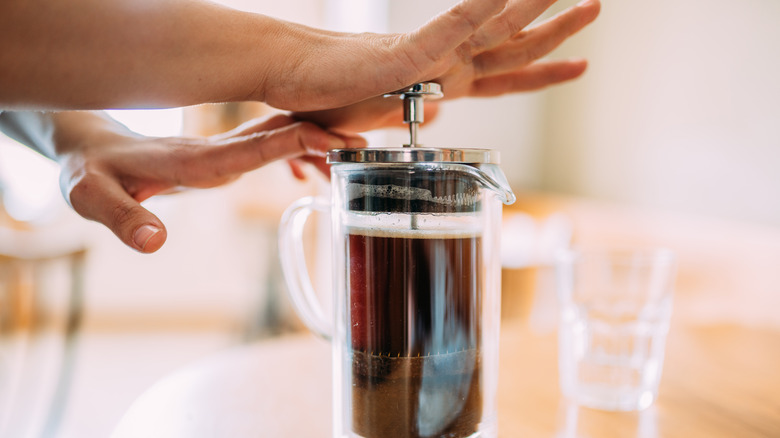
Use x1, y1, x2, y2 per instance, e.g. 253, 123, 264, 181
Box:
351, 349, 482, 438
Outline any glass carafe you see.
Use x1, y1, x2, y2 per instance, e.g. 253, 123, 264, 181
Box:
279, 147, 515, 438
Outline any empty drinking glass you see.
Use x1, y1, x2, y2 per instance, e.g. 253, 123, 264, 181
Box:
555, 248, 676, 411
0, 248, 84, 437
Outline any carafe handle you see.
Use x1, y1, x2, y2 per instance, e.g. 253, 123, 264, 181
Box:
278, 196, 332, 340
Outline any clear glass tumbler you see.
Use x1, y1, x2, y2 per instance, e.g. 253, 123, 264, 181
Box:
0, 248, 84, 437
555, 248, 677, 411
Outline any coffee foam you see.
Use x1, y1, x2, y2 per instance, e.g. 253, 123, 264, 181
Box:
347, 184, 480, 208
346, 226, 482, 240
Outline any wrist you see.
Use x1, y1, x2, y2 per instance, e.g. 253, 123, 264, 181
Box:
240, 17, 319, 104
50, 112, 140, 161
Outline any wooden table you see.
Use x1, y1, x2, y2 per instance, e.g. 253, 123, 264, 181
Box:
111, 194, 780, 437
110, 319, 780, 438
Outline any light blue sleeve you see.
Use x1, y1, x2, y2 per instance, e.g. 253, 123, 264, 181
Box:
0, 111, 57, 159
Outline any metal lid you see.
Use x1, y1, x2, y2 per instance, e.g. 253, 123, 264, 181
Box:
327, 148, 500, 164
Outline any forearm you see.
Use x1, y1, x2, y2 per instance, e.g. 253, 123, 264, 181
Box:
0, 0, 289, 110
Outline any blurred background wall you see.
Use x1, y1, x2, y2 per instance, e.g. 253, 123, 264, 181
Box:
538, 0, 780, 226
2, 0, 778, 330
388, 0, 780, 226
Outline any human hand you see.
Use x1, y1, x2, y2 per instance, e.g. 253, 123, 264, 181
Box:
265, 0, 600, 118
293, 0, 600, 132
1, 0, 596, 115
57, 113, 365, 253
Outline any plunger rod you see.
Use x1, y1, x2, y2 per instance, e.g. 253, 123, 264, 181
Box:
404, 94, 424, 147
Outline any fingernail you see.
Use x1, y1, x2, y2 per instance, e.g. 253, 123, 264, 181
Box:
133, 225, 160, 251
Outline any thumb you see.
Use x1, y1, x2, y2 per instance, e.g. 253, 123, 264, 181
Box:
65, 171, 167, 253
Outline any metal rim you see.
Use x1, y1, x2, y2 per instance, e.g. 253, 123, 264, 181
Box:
327, 148, 499, 164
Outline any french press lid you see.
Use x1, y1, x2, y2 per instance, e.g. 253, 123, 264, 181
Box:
327, 147, 500, 165
327, 83, 509, 214
327, 82, 500, 165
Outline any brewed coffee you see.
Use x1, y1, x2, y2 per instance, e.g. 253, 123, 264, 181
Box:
347, 227, 483, 438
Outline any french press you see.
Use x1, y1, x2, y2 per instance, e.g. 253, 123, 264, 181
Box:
279, 83, 516, 438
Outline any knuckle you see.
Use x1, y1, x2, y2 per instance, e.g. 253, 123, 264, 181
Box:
196, 147, 232, 182
512, 29, 530, 42
166, 142, 200, 185
455, 43, 475, 65
294, 122, 323, 149
450, 3, 483, 34
466, 33, 488, 55
167, 141, 195, 163
472, 52, 487, 76
248, 133, 271, 166
501, 15, 522, 40
468, 17, 517, 55
111, 200, 141, 229
392, 34, 429, 77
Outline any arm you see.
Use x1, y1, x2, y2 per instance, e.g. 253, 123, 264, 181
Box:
0, 0, 285, 109
0, 110, 365, 252
0, 0, 599, 112
293, 0, 601, 132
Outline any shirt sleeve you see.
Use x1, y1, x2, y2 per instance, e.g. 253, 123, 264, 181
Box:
0, 111, 57, 159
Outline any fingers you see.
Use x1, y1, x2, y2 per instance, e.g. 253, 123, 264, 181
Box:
473, 0, 601, 79
287, 159, 307, 180
406, 0, 508, 73
177, 119, 366, 185
470, 58, 588, 96
467, 0, 556, 53
293, 98, 406, 132
287, 156, 331, 181
66, 170, 167, 253
302, 156, 331, 179
209, 113, 295, 140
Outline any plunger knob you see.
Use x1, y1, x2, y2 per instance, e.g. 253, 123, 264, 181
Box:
384, 82, 443, 147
